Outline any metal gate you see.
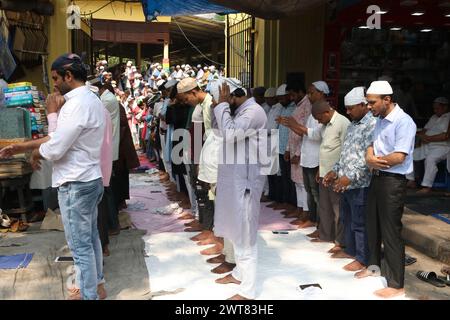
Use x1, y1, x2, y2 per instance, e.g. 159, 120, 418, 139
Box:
226, 15, 255, 89
71, 17, 94, 75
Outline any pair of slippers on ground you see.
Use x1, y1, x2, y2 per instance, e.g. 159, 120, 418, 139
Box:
0, 211, 29, 233
416, 267, 450, 287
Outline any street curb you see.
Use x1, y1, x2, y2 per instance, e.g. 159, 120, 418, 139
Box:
402, 207, 450, 265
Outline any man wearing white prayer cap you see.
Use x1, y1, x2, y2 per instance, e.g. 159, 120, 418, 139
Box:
356, 80, 416, 299
273, 84, 297, 209
406, 96, 449, 193
322, 86, 376, 272
213, 77, 268, 300
177, 77, 216, 246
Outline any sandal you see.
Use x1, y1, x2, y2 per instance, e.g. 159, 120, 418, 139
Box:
416, 271, 446, 288
405, 254, 417, 266
1, 212, 11, 228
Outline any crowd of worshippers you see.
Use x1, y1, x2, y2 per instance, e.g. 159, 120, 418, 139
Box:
127, 70, 448, 299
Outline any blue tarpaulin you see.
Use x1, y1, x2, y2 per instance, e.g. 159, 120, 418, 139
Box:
141, 0, 236, 20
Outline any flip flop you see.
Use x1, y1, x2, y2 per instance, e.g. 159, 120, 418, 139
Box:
416, 271, 446, 288
405, 254, 417, 266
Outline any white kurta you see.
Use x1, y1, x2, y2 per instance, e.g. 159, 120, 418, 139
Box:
213, 98, 267, 248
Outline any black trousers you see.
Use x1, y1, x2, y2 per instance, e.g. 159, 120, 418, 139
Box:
97, 187, 109, 250
367, 174, 407, 289
104, 186, 119, 231
277, 154, 297, 205
195, 180, 215, 231
268, 174, 279, 202
302, 166, 319, 222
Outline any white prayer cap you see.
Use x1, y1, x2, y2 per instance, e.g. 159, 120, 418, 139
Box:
99, 66, 105, 70
312, 81, 330, 95
197, 64, 201, 68
367, 81, 393, 95
126, 61, 133, 66
177, 77, 199, 93
101, 60, 107, 65
164, 79, 178, 89
434, 97, 449, 105
203, 66, 208, 70
156, 79, 165, 87
176, 65, 181, 68
209, 65, 216, 71
344, 87, 367, 107
131, 66, 137, 71
181, 64, 186, 68
102, 71, 108, 76
224, 77, 246, 95
264, 87, 276, 98
210, 77, 246, 102
276, 84, 288, 96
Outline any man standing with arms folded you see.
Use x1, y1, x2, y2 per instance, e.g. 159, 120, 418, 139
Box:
356, 81, 416, 299
323, 87, 376, 271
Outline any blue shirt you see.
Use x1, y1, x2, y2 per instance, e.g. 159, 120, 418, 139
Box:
278, 102, 296, 154
372, 104, 416, 175
333, 112, 377, 189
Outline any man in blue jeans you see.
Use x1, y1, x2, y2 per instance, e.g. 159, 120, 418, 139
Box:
323, 87, 376, 272
0, 53, 106, 300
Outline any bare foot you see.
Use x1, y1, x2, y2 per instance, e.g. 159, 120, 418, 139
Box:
343, 260, 365, 272
267, 202, 279, 208
306, 230, 319, 238
197, 237, 218, 246
184, 220, 201, 227
211, 262, 236, 274
374, 287, 405, 299
207, 254, 225, 264
331, 250, 353, 259
282, 210, 299, 218
200, 243, 224, 255
103, 246, 110, 257
290, 218, 307, 225
260, 195, 271, 203
406, 180, 417, 189
298, 220, 316, 229
227, 294, 252, 300
184, 226, 203, 232
215, 274, 241, 285
97, 283, 107, 300
328, 245, 343, 254
190, 230, 213, 242
354, 268, 373, 279
67, 284, 107, 300
178, 213, 195, 220
416, 187, 432, 194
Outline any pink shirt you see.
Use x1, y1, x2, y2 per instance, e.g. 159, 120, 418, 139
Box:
47, 109, 113, 187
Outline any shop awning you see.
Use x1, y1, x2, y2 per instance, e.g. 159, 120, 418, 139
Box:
141, 0, 236, 20
141, 0, 332, 20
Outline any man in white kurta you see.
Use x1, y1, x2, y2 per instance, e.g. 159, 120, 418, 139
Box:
213, 82, 268, 300
406, 97, 450, 193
